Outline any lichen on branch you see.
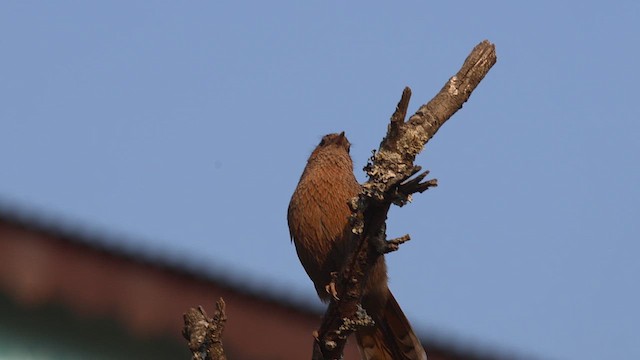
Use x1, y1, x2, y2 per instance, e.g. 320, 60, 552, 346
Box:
313, 40, 497, 360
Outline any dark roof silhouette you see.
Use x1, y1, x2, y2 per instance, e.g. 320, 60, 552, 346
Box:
0, 200, 525, 360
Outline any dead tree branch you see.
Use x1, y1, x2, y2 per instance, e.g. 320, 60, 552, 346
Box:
183, 298, 228, 360
313, 40, 497, 360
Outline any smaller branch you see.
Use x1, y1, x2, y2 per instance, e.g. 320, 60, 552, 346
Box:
369, 223, 412, 255
183, 298, 228, 360
392, 168, 438, 206
401, 175, 438, 194
390, 87, 412, 131
384, 234, 411, 254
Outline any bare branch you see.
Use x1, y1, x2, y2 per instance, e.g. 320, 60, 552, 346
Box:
183, 298, 228, 360
313, 40, 497, 360
384, 234, 411, 254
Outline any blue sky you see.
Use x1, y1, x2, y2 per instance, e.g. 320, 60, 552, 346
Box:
1, 2, 638, 359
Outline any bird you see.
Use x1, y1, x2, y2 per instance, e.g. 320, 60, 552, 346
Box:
287, 132, 427, 360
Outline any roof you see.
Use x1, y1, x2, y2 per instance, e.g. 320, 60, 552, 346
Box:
0, 199, 527, 360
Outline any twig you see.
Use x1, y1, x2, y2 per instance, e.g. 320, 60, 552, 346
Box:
313, 40, 497, 360
183, 298, 228, 360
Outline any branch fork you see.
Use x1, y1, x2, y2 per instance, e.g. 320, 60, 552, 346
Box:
181, 40, 497, 360
313, 40, 497, 360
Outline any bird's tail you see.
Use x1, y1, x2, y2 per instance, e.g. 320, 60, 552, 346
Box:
356, 290, 427, 360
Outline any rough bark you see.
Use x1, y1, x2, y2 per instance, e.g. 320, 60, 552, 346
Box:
313, 40, 497, 360
181, 40, 497, 360
183, 298, 228, 360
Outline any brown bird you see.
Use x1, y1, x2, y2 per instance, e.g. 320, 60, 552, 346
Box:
288, 132, 427, 360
